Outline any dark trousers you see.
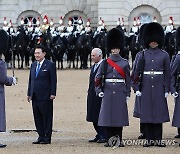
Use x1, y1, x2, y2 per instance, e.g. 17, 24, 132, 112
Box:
140, 123, 145, 135
178, 128, 180, 135
93, 122, 106, 139
144, 123, 162, 141
32, 98, 53, 141
105, 127, 123, 141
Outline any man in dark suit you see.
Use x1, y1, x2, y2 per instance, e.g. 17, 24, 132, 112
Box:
86, 48, 106, 143
27, 45, 57, 144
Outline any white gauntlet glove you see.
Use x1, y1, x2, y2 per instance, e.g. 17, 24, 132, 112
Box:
136, 91, 141, 96
12, 77, 17, 85
172, 92, 178, 98
126, 96, 130, 101
165, 92, 169, 98
98, 92, 104, 98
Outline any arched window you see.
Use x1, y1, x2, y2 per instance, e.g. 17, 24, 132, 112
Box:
17, 10, 42, 26
64, 10, 87, 27
71, 16, 84, 26
139, 13, 153, 24
24, 16, 37, 26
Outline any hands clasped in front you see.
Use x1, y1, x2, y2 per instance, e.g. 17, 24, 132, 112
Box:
12, 77, 17, 85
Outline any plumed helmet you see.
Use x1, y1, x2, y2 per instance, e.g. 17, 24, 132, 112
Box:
0, 30, 9, 54
175, 26, 180, 50
106, 28, 125, 52
143, 22, 164, 48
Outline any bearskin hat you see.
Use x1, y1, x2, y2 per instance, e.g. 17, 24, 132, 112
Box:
0, 30, 9, 54
175, 26, 180, 50
143, 22, 164, 48
106, 28, 125, 52
139, 23, 147, 47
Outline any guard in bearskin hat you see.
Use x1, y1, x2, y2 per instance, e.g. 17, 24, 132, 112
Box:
170, 26, 180, 143
95, 28, 131, 147
133, 22, 170, 147
0, 30, 16, 148
131, 23, 148, 141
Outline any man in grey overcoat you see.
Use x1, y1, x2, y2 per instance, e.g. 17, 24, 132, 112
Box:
86, 48, 106, 143
171, 26, 180, 142
95, 28, 131, 147
133, 22, 170, 147
0, 30, 16, 148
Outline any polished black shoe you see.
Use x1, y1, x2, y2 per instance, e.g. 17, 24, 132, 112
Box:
97, 138, 106, 143
143, 142, 154, 147
174, 134, 180, 138
138, 134, 145, 139
40, 138, 51, 144
119, 142, 125, 147
40, 140, 51, 144
104, 142, 110, 147
0, 143, 7, 148
155, 143, 166, 147
32, 138, 43, 144
88, 137, 99, 143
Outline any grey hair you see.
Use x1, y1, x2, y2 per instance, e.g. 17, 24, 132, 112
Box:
93, 48, 102, 56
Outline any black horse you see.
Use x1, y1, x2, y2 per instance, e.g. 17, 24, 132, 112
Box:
76, 33, 93, 69
93, 31, 107, 58
129, 34, 140, 67
164, 32, 176, 60
15, 29, 29, 68
40, 31, 54, 61
54, 35, 67, 69
116, 25, 129, 60
66, 33, 77, 68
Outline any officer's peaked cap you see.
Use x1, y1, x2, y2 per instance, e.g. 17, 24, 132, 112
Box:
106, 28, 125, 52
0, 30, 9, 54
143, 22, 164, 48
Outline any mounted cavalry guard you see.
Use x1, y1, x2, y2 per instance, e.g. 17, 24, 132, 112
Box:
74, 17, 84, 37
85, 18, 92, 34
41, 15, 49, 33
93, 17, 106, 38
2, 17, 9, 32
170, 26, 180, 143
32, 17, 41, 39
27, 18, 34, 34
95, 28, 131, 147
116, 17, 127, 36
129, 17, 139, 36
20, 17, 26, 30
153, 17, 157, 23
49, 18, 56, 36
7, 20, 15, 36
57, 16, 66, 35
165, 16, 176, 34
133, 22, 170, 147
66, 17, 75, 36
136, 17, 141, 29
34, 17, 41, 36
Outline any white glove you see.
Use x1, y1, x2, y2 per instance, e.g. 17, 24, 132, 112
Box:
165, 92, 169, 98
126, 96, 130, 101
136, 91, 141, 96
172, 92, 178, 98
12, 77, 17, 85
98, 92, 104, 98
